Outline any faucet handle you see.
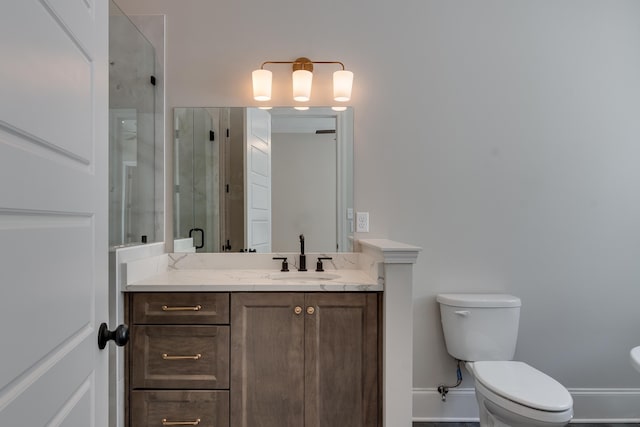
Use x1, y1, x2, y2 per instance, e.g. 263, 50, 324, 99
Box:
272, 257, 289, 272
315, 257, 333, 272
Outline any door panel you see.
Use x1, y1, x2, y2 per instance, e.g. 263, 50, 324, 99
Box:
0, 0, 94, 162
244, 108, 271, 252
230, 293, 304, 427
0, 0, 108, 425
305, 293, 379, 427
0, 215, 93, 386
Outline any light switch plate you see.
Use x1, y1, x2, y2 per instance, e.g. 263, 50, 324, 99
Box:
347, 208, 354, 220
356, 212, 369, 232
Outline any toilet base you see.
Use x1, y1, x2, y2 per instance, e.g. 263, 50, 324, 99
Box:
475, 385, 571, 427
466, 362, 572, 427
478, 396, 569, 427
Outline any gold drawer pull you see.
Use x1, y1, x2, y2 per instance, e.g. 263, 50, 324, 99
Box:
162, 353, 202, 360
161, 305, 203, 312
162, 418, 201, 426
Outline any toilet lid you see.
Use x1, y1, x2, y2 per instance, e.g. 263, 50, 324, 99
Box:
473, 361, 573, 412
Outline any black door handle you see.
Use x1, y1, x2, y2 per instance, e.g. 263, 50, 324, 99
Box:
98, 323, 129, 349
189, 228, 205, 249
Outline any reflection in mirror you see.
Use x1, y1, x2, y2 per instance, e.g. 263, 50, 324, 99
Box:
173, 107, 353, 253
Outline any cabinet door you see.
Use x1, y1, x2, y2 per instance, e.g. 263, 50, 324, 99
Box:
305, 293, 379, 427
230, 293, 305, 427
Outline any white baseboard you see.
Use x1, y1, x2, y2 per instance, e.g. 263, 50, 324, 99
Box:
569, 388, 640, 423
413, 387, 480, 422
413, 387, 640, 423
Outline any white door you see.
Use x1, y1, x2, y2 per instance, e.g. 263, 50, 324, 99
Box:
244, 108, 272, 252
0, 0, 109, 426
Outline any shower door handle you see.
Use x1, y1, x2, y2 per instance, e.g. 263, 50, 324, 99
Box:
189, 228, 204, 249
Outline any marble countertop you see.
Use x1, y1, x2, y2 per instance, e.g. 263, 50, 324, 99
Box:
122, 252, 384, 292
125, 268, 382, 292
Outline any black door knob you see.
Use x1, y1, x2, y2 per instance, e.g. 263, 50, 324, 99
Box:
98, 323, 129, 349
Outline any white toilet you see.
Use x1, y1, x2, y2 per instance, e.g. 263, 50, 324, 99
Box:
437, 293, 573, 427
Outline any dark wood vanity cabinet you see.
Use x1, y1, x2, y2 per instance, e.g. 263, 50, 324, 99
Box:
126, 293, 231, 427
126, 292, 380, 427
230, 292, 380, 427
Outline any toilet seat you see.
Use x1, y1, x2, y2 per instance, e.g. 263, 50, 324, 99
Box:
471, 361, 573, 412
467, 361, 573, 424
474, 379, 573, 424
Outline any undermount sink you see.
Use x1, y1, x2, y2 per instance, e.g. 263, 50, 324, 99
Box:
269, 272, 340, 281
631, 346, 640, 373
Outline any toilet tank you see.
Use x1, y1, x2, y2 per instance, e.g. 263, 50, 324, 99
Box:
437, 293, 522, 361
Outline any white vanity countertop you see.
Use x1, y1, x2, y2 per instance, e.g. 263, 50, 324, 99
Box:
125, 268, 381, 292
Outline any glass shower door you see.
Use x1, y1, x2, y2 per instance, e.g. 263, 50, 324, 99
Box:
174, 108, 222, 252
108, 0, 157, 247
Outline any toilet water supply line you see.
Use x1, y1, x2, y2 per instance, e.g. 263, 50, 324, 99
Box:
437, 359, 463, 402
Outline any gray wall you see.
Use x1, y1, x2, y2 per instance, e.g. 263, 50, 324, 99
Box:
116, 0, 640, 419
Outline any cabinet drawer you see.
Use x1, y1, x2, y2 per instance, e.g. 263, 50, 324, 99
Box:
132, 326, 230, 389
132, 293, 229, 324
131, 390, 229, 427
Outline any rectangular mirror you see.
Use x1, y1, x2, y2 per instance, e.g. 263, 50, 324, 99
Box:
174, 107, 353, 253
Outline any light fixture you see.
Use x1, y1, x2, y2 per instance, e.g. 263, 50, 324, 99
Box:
252, 69, 272, 101
252, 57, 353, 103
333, 70, 354, 102
292, 69, 313, 102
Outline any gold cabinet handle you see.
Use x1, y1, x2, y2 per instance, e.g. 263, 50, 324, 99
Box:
162, 419, 201, 426
162, 305, 203, 311
162, 353, 202, 360
306, 306, 315, 315
294, 306, 303, 315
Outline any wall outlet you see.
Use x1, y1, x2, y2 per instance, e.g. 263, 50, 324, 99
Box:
356, 212, 369, 232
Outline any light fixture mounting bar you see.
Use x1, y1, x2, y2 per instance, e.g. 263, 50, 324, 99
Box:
260, 58, 345, 71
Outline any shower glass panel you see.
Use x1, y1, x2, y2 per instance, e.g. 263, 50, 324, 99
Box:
174, 108, 227, 253
109, 0, 159, 247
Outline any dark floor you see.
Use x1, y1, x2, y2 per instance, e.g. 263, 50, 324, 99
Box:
413, 424, 479, 427
413, 424, 640, 427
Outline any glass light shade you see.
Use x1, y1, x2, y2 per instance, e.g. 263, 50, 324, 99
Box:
294, 106, 309, 111
332, 106, 347, 111
292, 69, 313, 102
252, 69, 272, 101
333, 70, 353, 102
